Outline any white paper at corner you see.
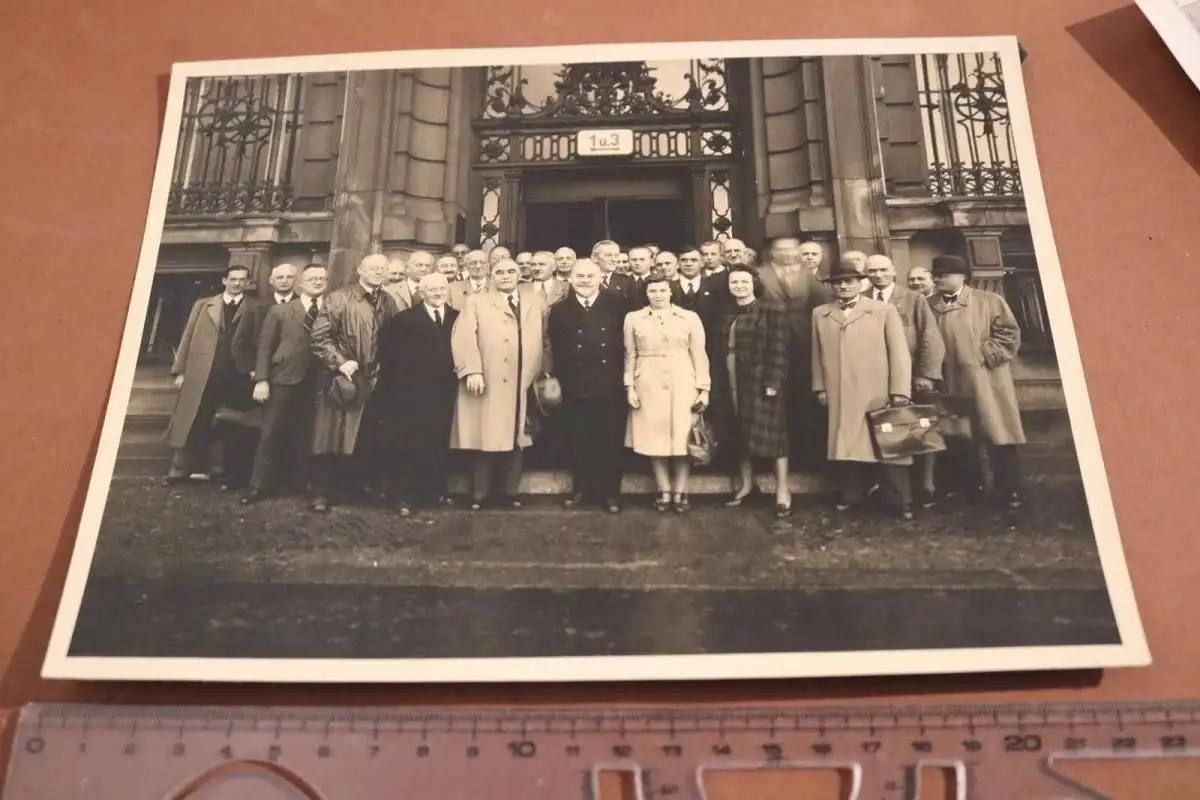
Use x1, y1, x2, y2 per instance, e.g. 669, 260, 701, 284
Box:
1137, 0, 1200, 94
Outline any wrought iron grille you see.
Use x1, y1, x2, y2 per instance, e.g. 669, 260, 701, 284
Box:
915, 53, 1022, 197
709, 169, 734, 240
480, 60, 729, 119
479, 176, 503, 251
168, 75, 304, 217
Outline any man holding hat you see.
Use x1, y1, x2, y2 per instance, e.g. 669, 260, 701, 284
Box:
927, 254, 1027, 508
308, 252, 399, 513
812, 260, 914, 519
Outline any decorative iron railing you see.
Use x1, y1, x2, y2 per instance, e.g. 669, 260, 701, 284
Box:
480, 60, 729, 120
167, 75, 304, 217
915, 53, 1022, 198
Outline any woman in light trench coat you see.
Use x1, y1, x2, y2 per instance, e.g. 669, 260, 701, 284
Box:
624, 268, 711, 513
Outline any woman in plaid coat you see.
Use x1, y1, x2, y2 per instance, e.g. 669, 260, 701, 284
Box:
711, 265, 793, 518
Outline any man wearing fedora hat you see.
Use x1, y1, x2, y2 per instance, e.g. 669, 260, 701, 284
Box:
927, 254, 1027, 508
548, 258, 631, 514
812, 259, 915, 518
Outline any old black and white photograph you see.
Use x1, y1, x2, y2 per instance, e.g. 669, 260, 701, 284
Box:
44, 37, 1149, 682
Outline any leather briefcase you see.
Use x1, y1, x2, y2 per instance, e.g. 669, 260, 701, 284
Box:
866, 404, 948, 460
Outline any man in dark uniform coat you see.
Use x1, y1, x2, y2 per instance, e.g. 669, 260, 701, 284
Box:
369, 273, 461, 516
547, 258, 630, 514
242, 263, 328, 504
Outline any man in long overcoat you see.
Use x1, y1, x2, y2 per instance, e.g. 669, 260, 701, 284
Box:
163, 264, 258, 487
863, 254, 946, 505
241, 263, 328, 504
813, 261, 914, 518
450, 257, 547, 510
369, 272, 460, 515
759, 236, 833, 471
927, 254, 1027, 508
308, 252, 399, 512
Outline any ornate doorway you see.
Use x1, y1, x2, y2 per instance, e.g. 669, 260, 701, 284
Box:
467, 59, 749, 252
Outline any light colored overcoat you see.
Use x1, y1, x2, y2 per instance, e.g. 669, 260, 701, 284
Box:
927, 286, 1026, 446
623, 305, 711, 457
812, 297, 912, 463
449, 290, 547, 452
164, 294, 257, 449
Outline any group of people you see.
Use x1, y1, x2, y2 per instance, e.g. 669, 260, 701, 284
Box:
161, 234, 1028, 522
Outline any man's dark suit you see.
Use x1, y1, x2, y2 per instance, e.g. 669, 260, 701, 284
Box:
247, 297, 319, 495
671, 274, 728, 352
600, 271, 640, 307
547, 290, 630, 502
371, 302, 461, 507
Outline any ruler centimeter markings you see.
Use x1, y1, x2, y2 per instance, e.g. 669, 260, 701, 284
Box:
4, 702, 1200, 799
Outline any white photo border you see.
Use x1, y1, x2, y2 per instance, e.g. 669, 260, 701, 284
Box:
42, 35, 1151, 683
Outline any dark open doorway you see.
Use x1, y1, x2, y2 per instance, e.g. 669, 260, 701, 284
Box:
605, 198, 688, 252
520, 168, 692, 255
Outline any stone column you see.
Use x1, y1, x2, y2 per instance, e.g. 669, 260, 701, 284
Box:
820, 56, 890, 257
326, 70, 400, 288
226, 244, 274, 298
963, 228, 1009, 296
886, 232, 915, 276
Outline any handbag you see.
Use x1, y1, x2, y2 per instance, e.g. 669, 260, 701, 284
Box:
866, 403, 947, 460
687, 412, 718, 466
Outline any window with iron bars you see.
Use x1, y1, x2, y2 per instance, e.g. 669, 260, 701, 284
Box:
167, 74, 304, 217
915, 53, 1022, 198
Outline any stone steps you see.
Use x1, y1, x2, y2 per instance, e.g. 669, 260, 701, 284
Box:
112, 418, 1083, 493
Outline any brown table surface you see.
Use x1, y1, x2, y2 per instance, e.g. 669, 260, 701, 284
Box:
2, 0, 1199, 796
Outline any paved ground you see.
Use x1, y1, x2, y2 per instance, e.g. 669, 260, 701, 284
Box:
67, 473, 1120, 659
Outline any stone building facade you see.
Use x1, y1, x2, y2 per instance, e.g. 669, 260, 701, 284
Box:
123, 52, 1064, 476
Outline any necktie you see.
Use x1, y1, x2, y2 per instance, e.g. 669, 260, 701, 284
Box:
686, 283, 696, 298
305, 300, 319, 330
942, 294, 957, 304
602, 275, 610, 288
875, 289, 884, 301
508, 294, 518, 315
434, 307, 443, 327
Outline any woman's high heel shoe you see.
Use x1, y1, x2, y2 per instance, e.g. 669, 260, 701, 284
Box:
723, 483, 762, 507
653, 493, 672, 512
673, 494, 691, 513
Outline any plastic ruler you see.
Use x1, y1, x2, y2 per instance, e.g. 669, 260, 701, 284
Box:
3, 701, 1199, 798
